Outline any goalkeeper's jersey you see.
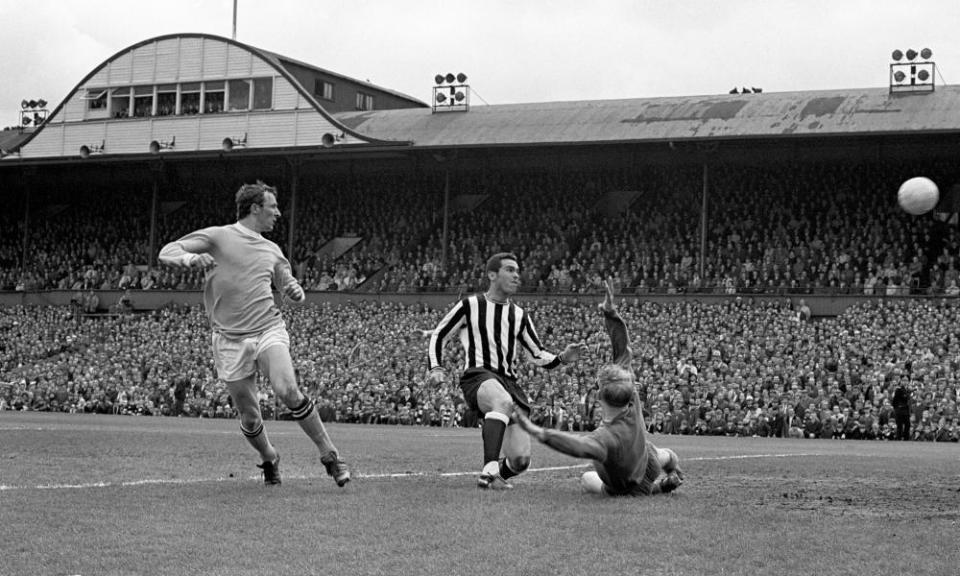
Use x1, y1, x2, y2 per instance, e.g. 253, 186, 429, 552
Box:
588, 394, 658, 496
172, 223, 296, 339
588, 307, 658, 495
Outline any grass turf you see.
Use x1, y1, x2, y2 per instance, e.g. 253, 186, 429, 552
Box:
1, 412, 958, 576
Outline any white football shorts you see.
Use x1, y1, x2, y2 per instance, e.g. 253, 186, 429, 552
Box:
212, 323, 290, 382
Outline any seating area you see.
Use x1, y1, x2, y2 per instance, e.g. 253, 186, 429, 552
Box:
1, 297, 956, 442
4, 162, 960, 296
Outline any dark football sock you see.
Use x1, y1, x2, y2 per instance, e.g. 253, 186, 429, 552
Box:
498, 458, 517, 480
481, 413, 509, 465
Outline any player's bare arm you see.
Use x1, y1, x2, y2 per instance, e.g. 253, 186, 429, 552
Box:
514, 408, 607, 460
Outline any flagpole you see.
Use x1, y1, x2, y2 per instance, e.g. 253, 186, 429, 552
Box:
232, 0, 238, 39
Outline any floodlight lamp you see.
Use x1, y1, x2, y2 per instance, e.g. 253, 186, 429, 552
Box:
21, 116, 31, 126
454, 91, 465, 102
456, 73, 467, 83
921, 48, 932, 60
892, 49, 903, 61
222, 133, 247, 151
893, 70, 906, 82
435, 74, 445, 85
906, 49, 918, 61
918, 69, 930, 81
321, 132, 343, 148
27, 100, 38, 109
79, 140, 104, 158
445, 73, 455, 83
436, 92, 447, 103
150, 136, 176, 154
37, 99, 47, 108
20, 99, 28, 109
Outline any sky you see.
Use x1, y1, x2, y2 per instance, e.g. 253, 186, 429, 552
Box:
2, 0, 959, 129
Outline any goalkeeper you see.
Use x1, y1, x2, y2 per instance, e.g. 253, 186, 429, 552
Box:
514, 280, 684, 496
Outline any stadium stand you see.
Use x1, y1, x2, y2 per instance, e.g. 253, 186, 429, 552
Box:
1, 298, 956, 442
5, 161, 960, 297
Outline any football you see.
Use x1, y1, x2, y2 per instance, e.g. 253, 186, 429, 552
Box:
897, 176, 939, 215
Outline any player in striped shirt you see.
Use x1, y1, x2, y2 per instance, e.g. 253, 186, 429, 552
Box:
515, 280, 684, 496
426, 252, 585, 489
159, 181, 349, 487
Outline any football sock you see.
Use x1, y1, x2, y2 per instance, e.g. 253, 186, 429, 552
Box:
498, 458, 518, 480
291, 397, 337, 455
240, 420, 277, 462
481, 412, 509, 467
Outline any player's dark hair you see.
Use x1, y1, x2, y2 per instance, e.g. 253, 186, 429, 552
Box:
597, 364, 634, 408
235, 181, 277, 220
486, 252, 519, 275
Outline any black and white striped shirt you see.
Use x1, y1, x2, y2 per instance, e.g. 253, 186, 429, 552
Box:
428, 294, 561, 379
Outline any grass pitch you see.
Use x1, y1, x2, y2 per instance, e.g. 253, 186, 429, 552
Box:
1, 412, 958, 576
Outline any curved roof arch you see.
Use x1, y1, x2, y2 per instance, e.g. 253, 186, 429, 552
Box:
13, 32, 417, 156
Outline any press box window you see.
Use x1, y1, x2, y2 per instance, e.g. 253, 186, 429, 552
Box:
181, 83, 200, 115
228, 79, 250, 111
110, 87, 130, 118
314, 79, 334, 101
156, 84, 177, 116
253, 78, 272, 109
355, 91, 374, 111
86, 89, 107, 110
133, 85, 153, 117
204, 81, 224, 113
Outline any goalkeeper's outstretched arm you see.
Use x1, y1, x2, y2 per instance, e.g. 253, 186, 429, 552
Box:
514, 409, 607, 460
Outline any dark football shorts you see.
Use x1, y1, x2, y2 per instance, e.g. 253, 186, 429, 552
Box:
458, 368, 531, 415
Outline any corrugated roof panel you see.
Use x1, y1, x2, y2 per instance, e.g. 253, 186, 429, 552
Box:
335, 86, 960, 147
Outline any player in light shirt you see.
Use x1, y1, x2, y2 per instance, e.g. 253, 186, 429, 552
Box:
159, 181, 349, 487
515, 281, 684, 496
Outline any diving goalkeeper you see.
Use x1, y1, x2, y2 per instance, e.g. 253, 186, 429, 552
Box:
514, 280, 684, 496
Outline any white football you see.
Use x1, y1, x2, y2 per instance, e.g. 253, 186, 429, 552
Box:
898, 176, 939, 215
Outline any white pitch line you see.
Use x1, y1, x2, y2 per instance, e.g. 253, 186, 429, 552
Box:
0, 453, 824, 492
686, 452, 823, 462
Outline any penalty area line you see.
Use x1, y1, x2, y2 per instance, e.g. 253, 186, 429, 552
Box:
0, 452, 824, 492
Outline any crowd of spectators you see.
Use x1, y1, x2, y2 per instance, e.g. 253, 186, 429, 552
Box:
4, 162, 960, 298
1, 296, 957, 443
2, 160, 960, 441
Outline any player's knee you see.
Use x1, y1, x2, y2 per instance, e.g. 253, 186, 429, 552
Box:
239, 414, 263, 435
657, 448, 678, 471
477, 381, 514, 414
508, 455, 530, 473
580, 471, 605, 495
278, 389, 304, 410
234, 398, 261, 421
